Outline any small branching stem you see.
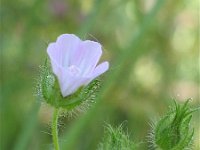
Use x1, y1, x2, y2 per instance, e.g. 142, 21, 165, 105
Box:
52, 108, 60, 150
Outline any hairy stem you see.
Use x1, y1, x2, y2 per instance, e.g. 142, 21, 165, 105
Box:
52, 108, 60, 150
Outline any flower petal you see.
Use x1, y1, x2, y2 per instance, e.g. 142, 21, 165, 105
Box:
56, 34, 81, 67
86, 61, 109, 84
59, 70, 90, 97
62, 77, 89, 97
71, 40, 102, 76
47, 43, 62, 75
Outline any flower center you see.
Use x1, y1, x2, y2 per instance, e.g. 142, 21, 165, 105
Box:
68, 65, 81, 76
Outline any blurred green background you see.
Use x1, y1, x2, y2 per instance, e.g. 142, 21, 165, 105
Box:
1, 0, 199, 149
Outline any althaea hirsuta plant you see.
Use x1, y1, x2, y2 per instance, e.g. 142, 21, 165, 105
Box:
37, 34, 109, 150
36, 34, 198, 150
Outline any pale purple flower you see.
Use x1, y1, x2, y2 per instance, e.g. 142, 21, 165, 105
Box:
47, 34, 109, 97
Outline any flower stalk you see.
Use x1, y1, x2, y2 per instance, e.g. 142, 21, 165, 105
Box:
52, 108, 60, 150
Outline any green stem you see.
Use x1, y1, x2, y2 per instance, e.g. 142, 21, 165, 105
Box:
52, 108, 60, 150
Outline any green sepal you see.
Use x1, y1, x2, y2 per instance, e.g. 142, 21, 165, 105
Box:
97, 123, 138, 150
40, 58, 100, 110
151, 99, 194, 150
